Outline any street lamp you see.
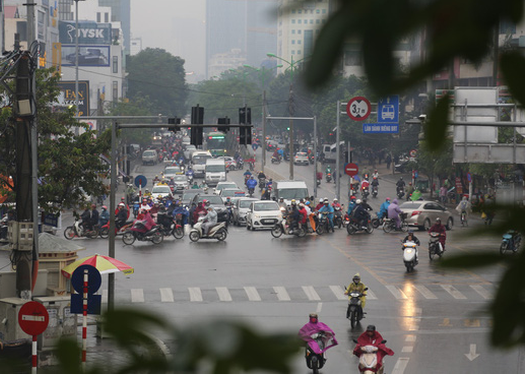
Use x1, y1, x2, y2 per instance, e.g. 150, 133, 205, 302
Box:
266, 53, 308, 180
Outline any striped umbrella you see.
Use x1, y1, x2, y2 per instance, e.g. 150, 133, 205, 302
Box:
61, 254, 134, 279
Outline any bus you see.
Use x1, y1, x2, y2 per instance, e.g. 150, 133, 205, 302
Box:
205, 131, 227, 157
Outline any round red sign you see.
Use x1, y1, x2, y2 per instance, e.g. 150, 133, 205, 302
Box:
346, 97, 371, 121
345, 163, 359, 177
18, 301, 49, 336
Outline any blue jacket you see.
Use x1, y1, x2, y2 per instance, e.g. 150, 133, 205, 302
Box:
379, 201, 390, 218
246, 179, 257, 189
319, 204, 334, 218
347, 201, 357, 216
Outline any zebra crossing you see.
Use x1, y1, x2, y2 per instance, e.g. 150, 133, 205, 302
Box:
99, 283, 494, 304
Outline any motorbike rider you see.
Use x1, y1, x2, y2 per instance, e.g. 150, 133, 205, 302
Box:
372, 169, 379, 179
224, 197, 234, 221
156, 204, 172, 229
378, 197, 391, 219
353, 199, 370, 229
361, 178, 370, 194
428, 217, 447, 251
405, 182, 415, 201
298, 203, 308, 231
172, 200, 189, 226
257, 170, 266, 180
318, 198, 335, 232
371, 176, 379, 191
347, 196, 357, 217
246, 175, 258, 192
403, 230, 420, 262
90, 204, 99, 230
99, 206, 109, 226
278, 197, 287, 210
80, 205, 92, 232
387, 199, 402, 230
201, 201, 218, 237
353, 325, 394, 374
332, 198, 342, 210
192, 201, 207, 225
325, 165, 332, 177
396, 177, 405, 189
288, 200, 301, 233
116, 203, 129, 229
140, 198, 151, 212
344, 273, 367, 317
133, 209, 156, 234
191, 181, 200, 189
298, 313, 338, 369
361, 198, 373, 212
456, 195, 471, 219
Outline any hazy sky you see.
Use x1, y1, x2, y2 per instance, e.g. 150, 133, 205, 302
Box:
130, 0, 206, 79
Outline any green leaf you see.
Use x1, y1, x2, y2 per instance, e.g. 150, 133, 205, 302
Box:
424, 95, 450, 151
439, 252, 503, 269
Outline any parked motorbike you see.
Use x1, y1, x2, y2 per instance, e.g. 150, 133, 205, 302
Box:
428, 232, 445, 259
396, 186, 405, 199
122, 223, 163, 245
316, 212, 333, 235
371, 186, 378, 198
346, 216, 374, 235
308, 154, 314, 164
189, 217, 228, 242
334, 206, 344, 229
382, 213, 409, 233
271, 217, 306, 238
402, 240, 418, 272
64, 218, 99, 240
500, 230, 521, 255
345, 288, 367, 328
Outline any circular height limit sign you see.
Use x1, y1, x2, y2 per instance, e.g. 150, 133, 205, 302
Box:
346, 97, 371, 121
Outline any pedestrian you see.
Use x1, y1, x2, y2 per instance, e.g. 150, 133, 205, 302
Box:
386, 154, 392, 170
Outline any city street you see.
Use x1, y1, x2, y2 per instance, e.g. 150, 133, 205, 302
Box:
5, 154, 523, 373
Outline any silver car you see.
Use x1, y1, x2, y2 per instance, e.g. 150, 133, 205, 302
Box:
399, 200, 453, 230
232, 197, 258, 226
170, 175, 189, 194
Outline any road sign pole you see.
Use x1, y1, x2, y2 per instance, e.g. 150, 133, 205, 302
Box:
32, 335, 37, 374
82, 269, 88, 369
314, 116, 318, 198
336, 100, 341, 201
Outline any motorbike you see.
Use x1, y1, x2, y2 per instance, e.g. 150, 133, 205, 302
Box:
271, 155, 281, 164
382, 212, 409, 233
326, 172, 332, 183
428, 232, 445, 259
349, 184, 359, 198
258, 178, 266, 191
316, 212, 333, 235
236, 158, 244, 170
122, 221, 163, 245
402, 240, 418, 272
353, 339, 392, 374
345, 288, 367, 328
316, 178, 321, 187
501, 231, 521, 255
247, 187, 255, 197
189, 217, 228, 242
157, 214, 184, 239
346, 216, 374, 235
64, 218, 99, 240
371, 212, 386, 229
333, 206, 344, 229
99, 220, 134, 239
361, 186, 370, 198
396, 186, 405, 199
460, 210, 468, 226
371, 186, 378, 198
302, 330, 337, 374
271, 217, 307, 238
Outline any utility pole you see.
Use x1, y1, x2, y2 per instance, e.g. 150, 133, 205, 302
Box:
288, 83, 294, 180
262, 90, 267, 172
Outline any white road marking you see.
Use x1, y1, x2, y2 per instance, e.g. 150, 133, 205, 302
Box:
405, 335, 416, 342
386, 285, 408, 300
329, 285, 347, 300
302, 286, 321, 301
414, 285, 437, 299
402, 346, 413, 353
366, 289, 377, 300
392, 357, 410, 374
441, 285, 467, 299
273, 286, 290, 301
188, 287, 202, 302
131, 288, 144, 303
216, 287, 232, 302
244, 287, 261, 301
470, 285, 491, 300
160, 288, 174, 303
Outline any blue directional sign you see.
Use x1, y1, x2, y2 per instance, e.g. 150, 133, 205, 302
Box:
377, 95, 399, 124
363, 123, 399, 134
134, 175, 147, 188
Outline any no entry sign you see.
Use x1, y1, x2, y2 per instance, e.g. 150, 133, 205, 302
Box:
19, 301, 49, 336
345, 163, 359, 177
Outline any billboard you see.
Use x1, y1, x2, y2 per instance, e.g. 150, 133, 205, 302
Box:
60, 45, 110, 67
57, 81, 90, 117
59, 21, 112, 45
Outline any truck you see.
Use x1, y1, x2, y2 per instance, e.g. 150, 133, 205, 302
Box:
271, 180, 309, 205
320, 141, 345, 163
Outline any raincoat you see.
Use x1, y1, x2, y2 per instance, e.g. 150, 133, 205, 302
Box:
353, 331, 394, 372
298, 322, 338, 354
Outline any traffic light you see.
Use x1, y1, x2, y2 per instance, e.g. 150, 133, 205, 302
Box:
168, 117, 181, 132
239, 126, 252, 145
239, 107, 251, 124
190, 105, 204, 145
217, 117, 230, 133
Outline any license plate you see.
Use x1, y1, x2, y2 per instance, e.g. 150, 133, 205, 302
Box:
262, 219, 276, 224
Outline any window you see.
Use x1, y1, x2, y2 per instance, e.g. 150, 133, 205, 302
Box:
316, 19, 320, 24
316, 9, 320, 14
298, 19, 302, 24
292, 30, 296, 34
298, 50, 302, 55
298, 9, 302, 14
112, 81, 118, 101
292, 50, 296, 55
292, 9, 296, 14
310, 19, 314, 24
304, 30, 314, 56
298, 40, 301, 44
112, 56, 118, 73
104, 12, 109, 23
322, 9, 327, 14
298, 30, 302, 34
292, 19, 296, 24
292, 40, 295, 44
97, 12, 101, 23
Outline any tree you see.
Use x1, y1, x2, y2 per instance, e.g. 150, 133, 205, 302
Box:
0, 68, 110, 214
127, 48, 188, 118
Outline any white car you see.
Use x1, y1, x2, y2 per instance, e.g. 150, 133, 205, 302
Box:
164, 166, 184, 178
294, 152, 309, 165
184, 145, 197, 160
246, 200, 283, 231
151, 184, 173, 201
232, 197, 258, 226
214, 181, 238, 195
219, 188, 246, 202
220, 156, 237, 171
170, 175, 189, 194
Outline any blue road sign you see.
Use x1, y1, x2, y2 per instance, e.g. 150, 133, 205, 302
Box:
363, 123, 399, 134
70, 265, 102, 315
135, 175, 147, 188
377, 95, 399, 124
467, 172, 472, 183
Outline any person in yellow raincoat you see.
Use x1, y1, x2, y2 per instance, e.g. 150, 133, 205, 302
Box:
344, 273, 367, 317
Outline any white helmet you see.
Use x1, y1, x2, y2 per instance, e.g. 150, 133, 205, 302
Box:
333, 198, 338, 202
356, 199, 362, 204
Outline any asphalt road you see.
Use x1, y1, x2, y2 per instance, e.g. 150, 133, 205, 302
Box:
5, 154, 522, 373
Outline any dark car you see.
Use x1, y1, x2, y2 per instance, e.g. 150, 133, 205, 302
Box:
181, 189, 204, 206
190, 194, 229, 222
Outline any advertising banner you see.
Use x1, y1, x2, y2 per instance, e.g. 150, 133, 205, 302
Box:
57, 81, 90, 117
59, 21, 112, 45
60, 45, 110, 67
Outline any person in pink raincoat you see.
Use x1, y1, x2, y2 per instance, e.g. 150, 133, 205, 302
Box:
298, 313, 338, 370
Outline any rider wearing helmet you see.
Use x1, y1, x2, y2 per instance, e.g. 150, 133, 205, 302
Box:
344, 273, 367, 316
332, 198, 342, 209
347, 196, 358, 216
289, 199, 301, 233
246, 175, 258, 190
353, 325, 394, 372
378, 197, 391, 220
99, 205, 109, 226
298, 313, 338, 367
201, 200, 217, 237
428, 217, 447, 251
403, 230, 420, 245
352, 199, 370, 229
318, 198, 335, 232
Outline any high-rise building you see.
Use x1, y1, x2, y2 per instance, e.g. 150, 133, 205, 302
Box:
99, 0, 130, 54
205, 0, 277, 78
